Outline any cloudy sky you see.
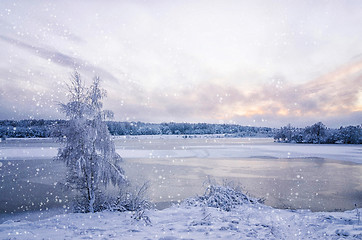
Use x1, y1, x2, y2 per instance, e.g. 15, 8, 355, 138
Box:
0, 0, 361, 127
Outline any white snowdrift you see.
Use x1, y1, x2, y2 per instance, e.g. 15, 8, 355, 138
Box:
0, 204, 361, 239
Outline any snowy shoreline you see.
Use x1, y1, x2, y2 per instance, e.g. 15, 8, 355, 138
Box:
1, 203, 361, 239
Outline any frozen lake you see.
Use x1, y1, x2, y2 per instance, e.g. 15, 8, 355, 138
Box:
0, 136, 361, 223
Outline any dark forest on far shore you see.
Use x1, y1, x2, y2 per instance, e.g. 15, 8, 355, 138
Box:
0, 120, 361, 144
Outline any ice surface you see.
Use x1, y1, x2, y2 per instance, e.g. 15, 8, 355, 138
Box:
1, 136, 361, 163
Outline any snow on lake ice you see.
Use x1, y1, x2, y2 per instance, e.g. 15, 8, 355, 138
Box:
1, 136, 361, 163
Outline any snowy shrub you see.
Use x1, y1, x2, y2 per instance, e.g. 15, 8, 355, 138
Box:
72, 190, 110, 213
185, 181, 263, 211
71, 182, 152, 224
108, 182, 151, 213
111, 183, 152, 225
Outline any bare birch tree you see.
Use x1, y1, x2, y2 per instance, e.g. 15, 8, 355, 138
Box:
56, 71, 126, 213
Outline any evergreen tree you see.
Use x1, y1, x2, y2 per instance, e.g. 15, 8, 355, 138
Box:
56, 71, 126, 213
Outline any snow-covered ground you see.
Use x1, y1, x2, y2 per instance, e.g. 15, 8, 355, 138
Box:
0, 202, 361, 239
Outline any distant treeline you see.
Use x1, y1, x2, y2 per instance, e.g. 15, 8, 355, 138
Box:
274, 122, 362, 144
0, 119, 56, 138
0, 120, 274, 138
106, 121, 274, 137
1, 120, 360, 144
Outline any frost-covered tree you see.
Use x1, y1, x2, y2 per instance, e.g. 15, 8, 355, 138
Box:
56, 71, 126, 213
303, 122, 327, 144
274, 124, 296, 142
337, 125, 362, 144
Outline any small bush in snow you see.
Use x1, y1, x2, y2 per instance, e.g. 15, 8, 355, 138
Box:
185, 182, 263, 211
109, 182, 151, 213
72, 182, 152, 223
